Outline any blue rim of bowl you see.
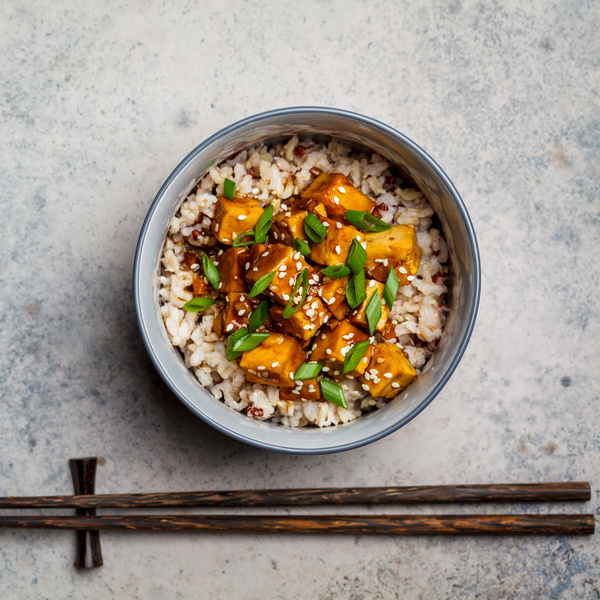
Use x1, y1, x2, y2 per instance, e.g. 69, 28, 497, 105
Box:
134, 106, 481, 454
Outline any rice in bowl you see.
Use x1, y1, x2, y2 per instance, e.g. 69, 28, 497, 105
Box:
158, 136, 449, 428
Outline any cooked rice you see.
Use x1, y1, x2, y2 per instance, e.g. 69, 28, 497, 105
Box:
158, 136, 449, 427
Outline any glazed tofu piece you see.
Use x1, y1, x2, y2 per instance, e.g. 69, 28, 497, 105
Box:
319, 276, 350, 320
270, 203, 327, 246
300, 172, 375, 221
217, 247, 250, 292
239, 333, 305, 387
211, 196, 264, 245
358, 342, 416, 398
192, 276, 212, 296
246, 244, 317, 306
214, 293, 260, 337
279, 377, 322, 401
309, 218, 364, 267
309, 320, 373, 379
348, 279, 390, 333
364, 225, 421, 285
269, 296, 330, 341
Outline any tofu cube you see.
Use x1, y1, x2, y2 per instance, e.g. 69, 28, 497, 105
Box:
309, 320, 373, 379
239, 333, 305, 387
319, 276, 349, 320
348, 279, 390, 333
270, 203, 328, 246
364, 225, 421, 285
246, 244, 316, 306
212, 196, 264, 245
309, 217, 364, 267
218, 247, 250, 292
359, 342, 416, 398
269, 296, 330, 341
192, 276, 212, 297
279, 378, 322, 401
301, 172, 375, 220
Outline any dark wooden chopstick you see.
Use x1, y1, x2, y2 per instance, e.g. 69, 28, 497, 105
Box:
0, 482, 590, 509
0, 513, 593, 535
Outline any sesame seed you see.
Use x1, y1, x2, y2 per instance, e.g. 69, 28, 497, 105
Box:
328, 297, 335, 305
218, 282, 223, 289
248, 369, 256, 374
333, 196, 340, 204
292, 390, 300, 395
347, 333, 354, 338
339, 186, 346, 193
257, 366, 265, 370
218, 249, 224, 256
311, 343, 317, 350
252, 187, 260, 194
362, 384, 370, 391
289, 371, 294, 378
384, 372, 392, 378
238, 214, 247, 221
333, 370, 339, 376
279, 264, 287, 271
323, 221, 329, 227
262, 251, 269, 257
308, 385, 315, 392
226, 323, 234, 332
364, 372, 371, 381
326, 349, 332, 355
322, 366, 330, 372
215, 223, 220, 232
278, 272, 286, 279
306, 309, 315, 317
289, 277, 295, 286
293, 252, 301, 260
376, 357, 384, 364
336, 222, 342, 229
274, 232, 279, 240
303, 324, 312, 330
399, 267, 407, 274
252, 267, 258, 272
245, 262, 250, 270
362, 357, 368, 363
361, 242, 367, 249
335, 245, 341, 254
222, 239, 229, 242
372, 377, 380, 384
282, 293, 290, 301
321, 334, 326, 339
407, 275, 415, 281
281, 233, 286, 240
239, 295, 245, 302
238, 309, 246, 316
296, 261, 302, 270
272, 361, 280, 368
392, 382, 400, 389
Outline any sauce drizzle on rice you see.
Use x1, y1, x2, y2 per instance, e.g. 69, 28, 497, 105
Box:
158, 136, 449, 428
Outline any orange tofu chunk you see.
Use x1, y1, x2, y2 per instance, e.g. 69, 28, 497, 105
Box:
358, 342, 416, 398
348, 279, 390, 333
270, 203, 328, 246
309, 218, 364, 267
239, 333, 305, 387
364, 225, 421, 285
319, 276, 350, 320
192, 276, 212, 297
269, 296, 330, 341
279, 377, 322, 401
220, 293, 260, 335
246, 244, 317, 306
212, 196, 264, 245
309, 320, 373, 379
217, 247, 249, 292
301, 172, 375, 221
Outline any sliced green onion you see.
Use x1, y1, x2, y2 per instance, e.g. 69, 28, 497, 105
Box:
248, 300, 269, 333
293, 237, 311, 257
345, 210, 391, 232
321, 264, 351, 279
202, 253, 220, 291
232, 230, 255, 247
226, 327, 249, 361
223, 178, 236, 200
365, 290, 382, 335
304, 213, 327, 243
232, 332, 269, 353
254, 204, 273, 243
293, 362, 323, 380
248, 271, 275, 298
320, 379, 348, 409
383, 267, 399, 309
183, 297, 216, 312
283, 268, 309, 318
342, 340, 370, 374
346, 270, 366, 309
346, 238, 367, 275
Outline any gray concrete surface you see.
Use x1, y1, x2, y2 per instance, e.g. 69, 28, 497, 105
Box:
0, 1, 598, 598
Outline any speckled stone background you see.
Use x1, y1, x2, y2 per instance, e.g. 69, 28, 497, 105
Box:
1, 1, 598, 598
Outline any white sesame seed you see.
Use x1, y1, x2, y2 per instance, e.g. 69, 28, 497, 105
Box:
339, 186, 346, 193
252, 187, 260, 194
322, 366, 330, 372
252, 267, 258, 272
274, 231, 279, 240
278, 272, 286, 279
239, 295, 245, 302
257, 366, 265, 370
261, 251, 269, 257
237, 214, 247, 221
292, 390, 300, 394
328, 297, 336, 305
324, 315, 330, 322
289, 277, 295, 286
336, 222, 342, 229
271, 361, 279, 368
321, 333, 326, 339
218, 249, 224, 256
407, 275, 415, 281
306, 309, 315, 317
191, 264, 199, 270
335, 245, 341, 254
282, 293, 290, 301
364, 372, 371, 381
226, 323, 234, 332
362, 357, 368, 363
384, 372, 392, 378
361, 242, 367, 249
281, 233, 286, 240
362, 384, 370, 391
238, 309, 246, 316
376, 357, 384, 364
308, 385, 315, 392
215, 223, 220, 232
311, 343, 317, 350
293, 252, 301, 260
245, 262, 250, 270
326, 349, 332, 355
218, 282, 223, 289
303, 324, 312, 330
296, 261, 302, 270
333, 370, 339, 376
372, 376, 380, 384
222, 239, 229, 242
333, 196, 340, 204
399, 266, 407, 274
392, 382, 400, 389
323, 221, 329, 227
289, 371, 294, 378
232, 232, 237, 240
279, 264, 287, 271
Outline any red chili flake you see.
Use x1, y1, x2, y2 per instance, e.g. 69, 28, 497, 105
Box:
247, 407, 264, 418
294, 145, 309, 158
309, 167, 322, 177
432, 270, 447, 284
184, 252, 198, 267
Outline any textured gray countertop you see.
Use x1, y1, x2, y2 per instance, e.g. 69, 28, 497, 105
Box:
1, 1, 598, 598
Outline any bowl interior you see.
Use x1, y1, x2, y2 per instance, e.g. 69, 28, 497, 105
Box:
134, 108, 480, 453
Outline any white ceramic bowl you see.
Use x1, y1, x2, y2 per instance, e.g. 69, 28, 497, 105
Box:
134, 107, 480, 454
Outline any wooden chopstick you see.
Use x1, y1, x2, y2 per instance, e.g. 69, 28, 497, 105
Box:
0, 482, 590, 510
0, 513, 594, 535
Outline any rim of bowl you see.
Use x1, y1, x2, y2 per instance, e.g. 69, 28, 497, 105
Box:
134, 106, 481, 453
